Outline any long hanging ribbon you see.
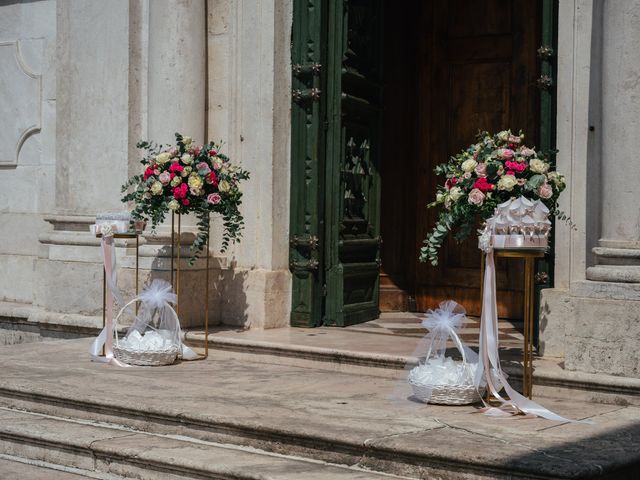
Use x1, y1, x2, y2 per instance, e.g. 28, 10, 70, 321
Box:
89, 233, 130, 367
476, 249, 590, 423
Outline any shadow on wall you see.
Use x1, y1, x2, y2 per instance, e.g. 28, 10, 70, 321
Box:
144, 245, 249, 331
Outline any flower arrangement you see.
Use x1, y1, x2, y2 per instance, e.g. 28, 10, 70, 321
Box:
420, 130, 566, 265
122, 133, 249, 264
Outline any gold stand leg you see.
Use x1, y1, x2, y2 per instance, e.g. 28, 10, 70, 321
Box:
523, 257, 534, 399
101, 267, 106, 357
204, 215, 210, 359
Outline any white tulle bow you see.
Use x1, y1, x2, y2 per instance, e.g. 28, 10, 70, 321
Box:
422, 300, 466, 332
137, 279, 177, 310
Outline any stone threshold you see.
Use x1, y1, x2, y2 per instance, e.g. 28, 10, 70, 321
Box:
185, 327, 640, 406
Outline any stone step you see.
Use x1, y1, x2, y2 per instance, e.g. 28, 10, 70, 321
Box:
0, 408, 407, 480
0, 456, 114, 480
2, 340, 640, 480
184, 330, 640, 406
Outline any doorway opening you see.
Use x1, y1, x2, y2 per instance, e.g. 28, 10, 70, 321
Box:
380, 0, 543, 319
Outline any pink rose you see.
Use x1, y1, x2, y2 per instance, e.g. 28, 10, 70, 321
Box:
196, 162, 211, 174
158, 172, 171, 185
169, 147, 178, 157
508, 135, 521, 145
474, 162, 488, 177
538, 182, 553, 199
468, 188, 485, 206
501, 149, 514, 159
207, 193, 222, 205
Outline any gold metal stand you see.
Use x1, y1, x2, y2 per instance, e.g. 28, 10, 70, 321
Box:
480, 249, 544, 399
170, 213, 210, 359
97, 233, 139, 356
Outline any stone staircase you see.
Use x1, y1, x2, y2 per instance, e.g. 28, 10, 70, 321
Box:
1, 338, 639, 479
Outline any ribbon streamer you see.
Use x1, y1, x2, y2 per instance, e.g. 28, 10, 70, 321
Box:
475, 248, 590, 423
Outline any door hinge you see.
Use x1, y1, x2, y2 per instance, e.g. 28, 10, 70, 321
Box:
290, 234, 319, 250
322, 283, 327, 297
289, 258, 319, 272
537, 45, 554, 61
536, 75, 553, 91
292, 88, 321, 104
292, 62, 322, 78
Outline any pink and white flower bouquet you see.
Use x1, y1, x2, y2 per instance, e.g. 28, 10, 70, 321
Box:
420, 130, 566, 265
122, 133, 249, 264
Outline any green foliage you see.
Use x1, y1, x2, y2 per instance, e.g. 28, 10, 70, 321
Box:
420, 130, 568, 265
121, 133, 250, 266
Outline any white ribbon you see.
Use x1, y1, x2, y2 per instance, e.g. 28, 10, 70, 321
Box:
476, 248, 590, 423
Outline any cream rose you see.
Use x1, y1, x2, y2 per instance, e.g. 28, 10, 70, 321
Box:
181, 153, 194, 165
497, 130, 509, 142
497, 175, 517, 191
150, 181, 163, 195
182, 136, 192, 146
168, 199, 180, 211
461, 159, 478, 173
449, 186, 463, 202
170, 176, 182, 187
436, 192, 445, 203
181, 166, 192, 177
468, 188, 485, 206
155, 152, 171, 165
529, 158, 549, 174
188, 173, 204, 190
218, 179, 231, 193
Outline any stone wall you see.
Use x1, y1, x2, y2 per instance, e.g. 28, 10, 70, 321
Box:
540, 0, 640, 378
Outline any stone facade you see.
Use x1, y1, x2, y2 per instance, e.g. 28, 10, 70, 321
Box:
0, 0, 638, 379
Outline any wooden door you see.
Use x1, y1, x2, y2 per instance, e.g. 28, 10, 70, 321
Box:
324, 0, 383, 326
415, 0, 541, 317
289, 0, 383, 327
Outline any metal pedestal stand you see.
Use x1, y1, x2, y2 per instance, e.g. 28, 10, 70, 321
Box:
171, 213, 210, 360
480, 249, 545, 399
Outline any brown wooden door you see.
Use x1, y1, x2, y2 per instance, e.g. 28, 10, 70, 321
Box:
413, 0, 541, 317
380, 0, 542, 318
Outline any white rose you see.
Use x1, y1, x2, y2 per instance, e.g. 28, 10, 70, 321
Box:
529, 158, 549, 174
181, 153, 193, 165
155, 152, 171, 165
182, 136, 192, 146
497, 130, 509, 142
150, 181, 163, 195
168, 199, 180, 211
436, 192, 445, 203
170, 176, 182, 187
497, 175, 517, 191
461, 159, 478, 173
449, 186, 463, 202
187, 173, 203, 190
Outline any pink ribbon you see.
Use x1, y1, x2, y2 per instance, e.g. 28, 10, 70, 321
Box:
89, 235, 129, 367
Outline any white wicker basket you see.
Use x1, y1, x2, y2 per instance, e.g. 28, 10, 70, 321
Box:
408, 340, 485, 406
409, 380, 484, 405
112, 299, 180, 367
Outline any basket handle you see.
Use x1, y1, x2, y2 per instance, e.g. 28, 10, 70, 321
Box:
113, 298, 140, 345
113, 297, 182, 346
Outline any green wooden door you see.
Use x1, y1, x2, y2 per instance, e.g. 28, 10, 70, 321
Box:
534, 0, 558, 345
290, 0, 383, 327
